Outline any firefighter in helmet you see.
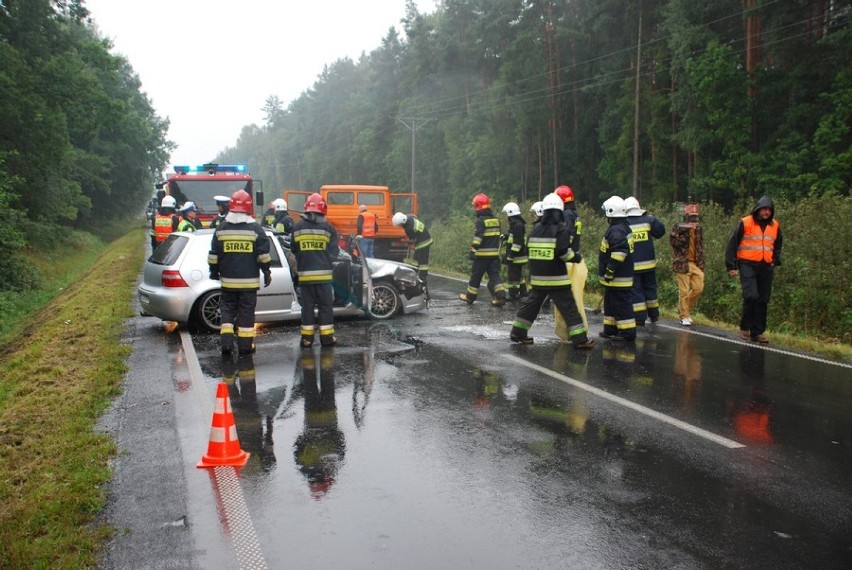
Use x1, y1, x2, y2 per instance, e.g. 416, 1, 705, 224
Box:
208, 190, 272, 355
392, 211, 433, 289
271, 198, 295, 235
598, 196, 636, 342
510, 193, 594, 348
459, 193, 507, 306
151, 194, 180, 249
500, 202, 528, 301
625, 196, 666, 326
292, 193, 340, 347
553, 185, 590, 335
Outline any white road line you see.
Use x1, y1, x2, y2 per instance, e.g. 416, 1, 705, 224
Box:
655, 323, 852, 369
180, 331, 269, 570
500, 352, 746, 449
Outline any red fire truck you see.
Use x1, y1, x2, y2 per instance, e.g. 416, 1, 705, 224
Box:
156, 164, 265, 226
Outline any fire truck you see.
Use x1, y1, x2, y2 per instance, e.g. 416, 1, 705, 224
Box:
285, 185, 417, 261
156, 164, 265, 226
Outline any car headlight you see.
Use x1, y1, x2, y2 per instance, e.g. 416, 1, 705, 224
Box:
394, 267, 419, 288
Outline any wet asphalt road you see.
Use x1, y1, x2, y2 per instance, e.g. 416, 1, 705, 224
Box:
100, 273, 852, 569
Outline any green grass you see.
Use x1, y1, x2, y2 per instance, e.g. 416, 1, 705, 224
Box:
0, 229, 146, 569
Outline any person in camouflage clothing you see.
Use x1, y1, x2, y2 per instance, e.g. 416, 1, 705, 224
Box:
670, 203, 705, 326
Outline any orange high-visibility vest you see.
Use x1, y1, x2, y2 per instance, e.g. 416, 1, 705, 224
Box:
154, 213, 175, 243
737, 215, 779, 264
360, 211, 377, 237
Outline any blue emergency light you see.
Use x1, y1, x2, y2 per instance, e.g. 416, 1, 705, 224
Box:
173, 164, 248, 174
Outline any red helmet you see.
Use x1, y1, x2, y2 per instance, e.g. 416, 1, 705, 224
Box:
554, 185, 574, 203
304, 193, 327, 215
471, 193, 491, 211
229, 189, 253, 214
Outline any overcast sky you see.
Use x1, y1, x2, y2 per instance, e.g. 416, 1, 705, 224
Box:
84, 0, 434, 169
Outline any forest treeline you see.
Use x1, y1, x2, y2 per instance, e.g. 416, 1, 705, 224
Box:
0, 0, 170, 290
221, 0, 849, 223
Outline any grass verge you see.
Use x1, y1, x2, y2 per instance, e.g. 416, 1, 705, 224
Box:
0, 229, 146, 568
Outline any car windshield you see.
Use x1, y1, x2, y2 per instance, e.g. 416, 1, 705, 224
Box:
149, 234, 189, 265
170, 180, 251, 214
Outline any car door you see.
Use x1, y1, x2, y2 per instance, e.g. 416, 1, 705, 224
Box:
255, 232, 296, 319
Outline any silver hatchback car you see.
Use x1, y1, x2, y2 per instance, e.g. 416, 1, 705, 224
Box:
138, 229, 427, 332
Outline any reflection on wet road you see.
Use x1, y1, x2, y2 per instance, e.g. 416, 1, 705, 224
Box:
179, 274, 851, 569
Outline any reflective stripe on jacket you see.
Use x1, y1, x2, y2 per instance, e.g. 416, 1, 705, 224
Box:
471, 209, 501, 257
737, 216, 779, 264
293, 216, 339, 283
153, 213, 177, 243
209, 222, 272, 290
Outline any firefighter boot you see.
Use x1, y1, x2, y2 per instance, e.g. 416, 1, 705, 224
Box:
300, 324, 315, 348
459, 292, 477, 304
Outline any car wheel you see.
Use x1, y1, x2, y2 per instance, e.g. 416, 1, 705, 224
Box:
194, 290, 222, 332
369, 281, 400, 320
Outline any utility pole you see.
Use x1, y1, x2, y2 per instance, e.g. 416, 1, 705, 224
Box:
397, 117, 432, 193
632, 2, 643, 198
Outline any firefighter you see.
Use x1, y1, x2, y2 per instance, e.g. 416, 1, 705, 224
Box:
271, 198, 295, 235
208, 195, 230, 229
392, 211, 433, 289
292, 193, 340, 348
177, 201, 202, 231
459, 193, 507, 306
356, 204, 378, 258
510, 193, 595, 349
150, 195, 179, 249
263, 201, 276, 226
598, 196, 636, 342
624, 196, 666, 326
554, 185, 590, 335
530, 201, 544, 225
725, 195, 782, 344
208, 190, 272, 355
500, 202, 528, 301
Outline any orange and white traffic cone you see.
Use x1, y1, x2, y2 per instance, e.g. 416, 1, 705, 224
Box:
197, 382, 250, 468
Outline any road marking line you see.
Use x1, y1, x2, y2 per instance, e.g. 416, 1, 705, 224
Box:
655, 323, 852, 369
500, 352, 746, 449
180, 331, 269, 570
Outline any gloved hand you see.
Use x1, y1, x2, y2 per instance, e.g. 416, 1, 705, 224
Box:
603, 267, 615, 282
263, 270, 272, 287
569, 251, 583, 264
209, 268, 220, 280
468, 251, 476, 261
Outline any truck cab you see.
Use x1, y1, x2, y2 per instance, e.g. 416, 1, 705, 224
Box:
157, 164, 264, 226
285, 185, 417, 261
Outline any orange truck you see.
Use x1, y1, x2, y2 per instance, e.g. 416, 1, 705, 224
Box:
285, 185, 417, 261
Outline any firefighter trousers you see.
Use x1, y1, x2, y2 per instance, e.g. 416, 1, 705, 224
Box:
631, 270, 660, 325
300, 283, 335, 345
220, 289, 259, 353
511, 287, 590, 346
465, 257, 506, 300
602, 286, 636, 341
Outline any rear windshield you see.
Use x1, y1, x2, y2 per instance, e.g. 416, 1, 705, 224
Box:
149, 234, 189, 265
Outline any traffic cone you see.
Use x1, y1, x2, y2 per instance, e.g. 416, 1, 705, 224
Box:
197, 382, 250, 468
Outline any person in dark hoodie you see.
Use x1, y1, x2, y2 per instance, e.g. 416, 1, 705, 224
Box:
725, 195, 782, 344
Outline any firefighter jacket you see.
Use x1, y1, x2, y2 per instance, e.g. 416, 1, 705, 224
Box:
504, 215, 528, 264
562, 207, 583, 252
725, 195, 783, 270
272, 211, 295, 234
626, 213, 666, 272
152, 210, 179, 243
292, 213, 340, 284
209, 221, 272, 290
670, 223, 705, 273
403, 216, 433, 249
470, 208, 501, 257
527, 213, 579, 288
598, 219, 634, 288
356, 212, 378, 237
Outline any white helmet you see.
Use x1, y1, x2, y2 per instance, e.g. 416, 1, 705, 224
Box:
602, 196, 628, 218
542, 193, 564, 212
273, 198, 288, 211
392, 212, 407, 226
624, 196, 643, 216
530, 201, 544, 217
502, 202, 521, 217
179, 201, 196, 213
160, 195, 176, 208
